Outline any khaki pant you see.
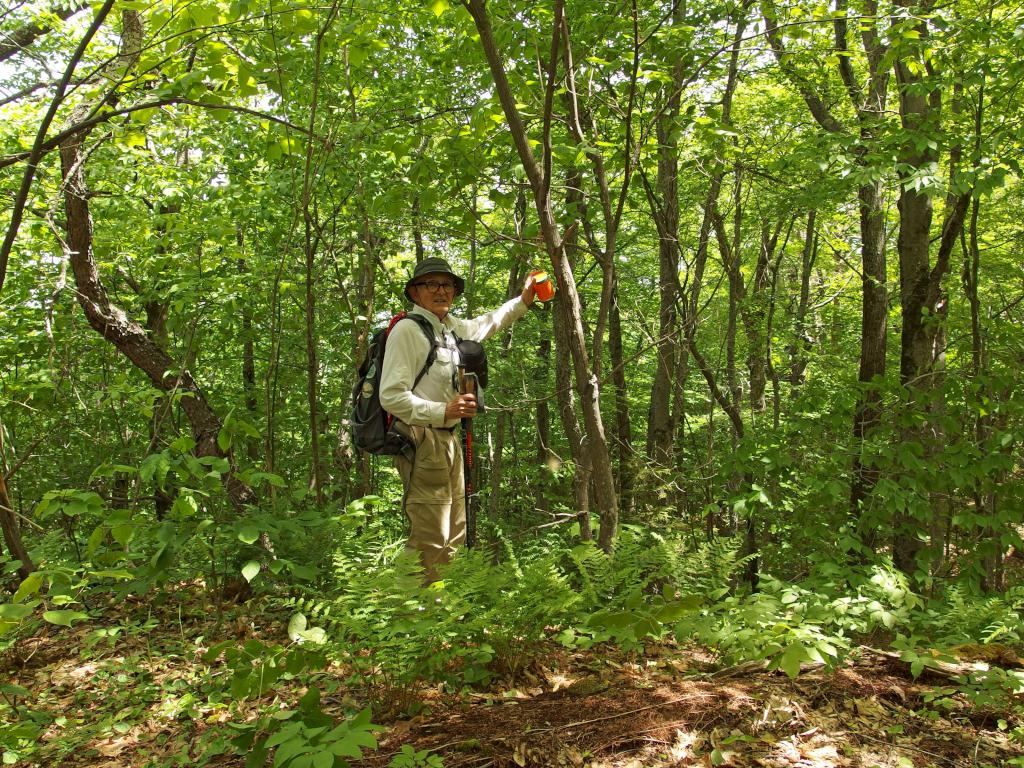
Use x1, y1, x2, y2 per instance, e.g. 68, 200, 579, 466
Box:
394, 424, 465, 582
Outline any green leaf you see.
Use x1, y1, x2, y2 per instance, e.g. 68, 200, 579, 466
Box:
217, 425, 232, 452
299, 627, 327, 645
140, 453, 171, 488
298, 686, 321, 712
123, 131, 147, 148
431, 0, 449, 16
1, 683, 31, 698
43, 610, 89, 627
131, 107, 158, 124
238, 525, 261, 545
86, 524, 105, 555
779, 643, 805, 679
288, 563, 317, 581
13, 573, 42, 602
274, 736, 311, 767
241, 561, 261, 583
203, 640, 234, 663
265, 722, 303, 749
246, 739, 269, 768
288, 613, 308, 641
111, 523, 136, 547
331, 738, 365, 759
0, 604, 32, 621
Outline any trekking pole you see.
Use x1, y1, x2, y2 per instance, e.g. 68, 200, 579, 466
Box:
458, 365, 476, 549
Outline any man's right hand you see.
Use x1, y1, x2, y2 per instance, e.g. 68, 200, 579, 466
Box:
445, 393, 477, 421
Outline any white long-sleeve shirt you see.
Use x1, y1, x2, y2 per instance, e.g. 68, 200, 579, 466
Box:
379, 298, 528, 428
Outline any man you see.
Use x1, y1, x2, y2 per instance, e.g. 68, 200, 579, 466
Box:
380, 257, 538, 581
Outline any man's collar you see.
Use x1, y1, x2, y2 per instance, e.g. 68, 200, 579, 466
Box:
408, 304, 451, 330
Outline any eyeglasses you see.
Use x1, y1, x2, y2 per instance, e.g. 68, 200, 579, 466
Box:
414, 280, 456, 293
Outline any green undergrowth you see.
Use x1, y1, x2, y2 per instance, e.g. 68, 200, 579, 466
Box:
3, 510, 1023, 766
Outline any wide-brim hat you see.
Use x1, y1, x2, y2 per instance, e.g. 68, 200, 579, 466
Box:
404, 257, 466, 301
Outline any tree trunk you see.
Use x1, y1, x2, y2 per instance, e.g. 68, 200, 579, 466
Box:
55, 11, 255, 512
788, 210, 817, 388
764, 0, 892, 555
488, 409, 507, 519
560, 10, 638, 524
60, 125, 255, 511
343, 42, 378, 499
645, 115, 681, 467
553, 286, 592, 542
0, 426, 33, 578
891, 9, 972, 573
608, 281, 634, 517
535, 335, 554, 517
464, 0, 617, 548
239, 253, 259, 462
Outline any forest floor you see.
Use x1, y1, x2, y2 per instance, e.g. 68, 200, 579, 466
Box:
4, 588, 1022, 768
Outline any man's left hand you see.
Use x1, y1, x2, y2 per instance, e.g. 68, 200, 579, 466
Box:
521, 273, 538, 307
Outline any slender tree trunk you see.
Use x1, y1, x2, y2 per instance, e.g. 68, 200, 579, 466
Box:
264, 270, 283, 483
483, 263, 525, 525
56, 12, 256, 513
608, 281, 634, 517
554, 291, 592, 542
464, 0, 617, 548
672, 4, 747, 526
60, 129, 255, 510
560, 10, 638, 523
0, 426, 33, 578
645, 135, 680, 466
239, 253, 259, 462
788, 211, 817, 388
765, 0, 892, 554
555, 180, 592, 541
303, 219, 323, 504
535, 335, 553, 517
642, 0, 685, 469
960, 13, 999, 589
713, 194, 744, 425
300, 8, 340, 505
144, 295, 176, 518
891, 11, 972, 573
765, 235, 786, 431
343, 43, 377, 498
735, 219, 785, 418
489, 410, 507, 520
962, 197, 1002, 590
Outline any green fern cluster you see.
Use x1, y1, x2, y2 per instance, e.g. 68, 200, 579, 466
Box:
568, 527, 679, 608
438, 548, 579, 677
282, 540, 580, 714
672, 535, 754, 596
914, 584, 1024, 646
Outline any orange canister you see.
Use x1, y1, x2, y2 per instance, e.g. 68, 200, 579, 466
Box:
531, 270, 556, 302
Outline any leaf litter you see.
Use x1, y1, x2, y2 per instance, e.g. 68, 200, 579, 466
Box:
2, 593, 1021, 768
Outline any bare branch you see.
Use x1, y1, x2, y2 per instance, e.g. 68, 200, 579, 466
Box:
0, 2, 85, 63
0, 0, 116, 299
0, 96, 319, 171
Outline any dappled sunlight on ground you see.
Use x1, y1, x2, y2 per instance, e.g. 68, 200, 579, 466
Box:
3, 594, 1021, 768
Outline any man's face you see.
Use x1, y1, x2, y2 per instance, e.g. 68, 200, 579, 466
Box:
409, 272, 458, 319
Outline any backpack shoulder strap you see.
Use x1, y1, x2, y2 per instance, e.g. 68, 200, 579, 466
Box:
389, 312, 439, 389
